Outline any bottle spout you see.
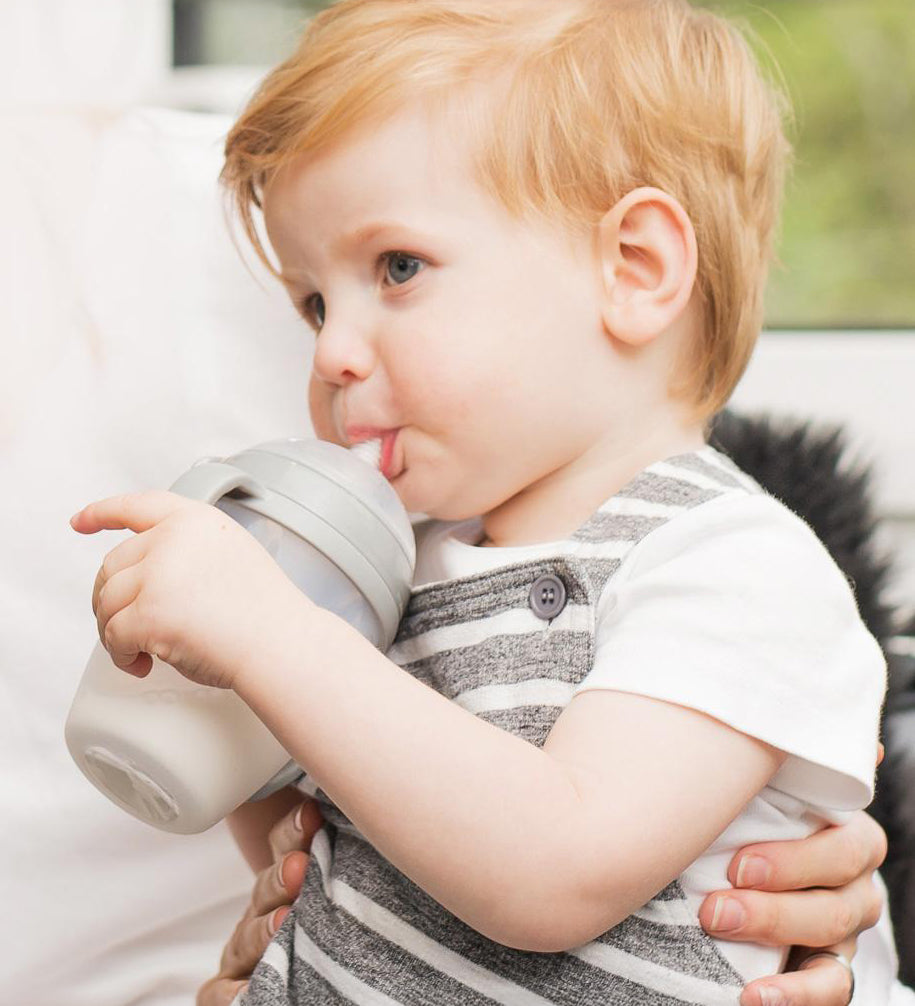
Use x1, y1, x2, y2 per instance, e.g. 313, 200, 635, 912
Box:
348, 438, 383, 470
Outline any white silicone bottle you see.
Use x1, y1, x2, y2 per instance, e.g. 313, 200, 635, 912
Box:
65, 439, 415, 834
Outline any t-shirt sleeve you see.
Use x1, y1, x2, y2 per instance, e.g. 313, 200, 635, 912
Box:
574, 491, 886, 812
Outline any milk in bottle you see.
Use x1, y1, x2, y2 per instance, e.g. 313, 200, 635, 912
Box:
65, 438, 415, 834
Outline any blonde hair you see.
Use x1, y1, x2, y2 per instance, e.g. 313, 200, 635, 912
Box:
222, 0, 791, 417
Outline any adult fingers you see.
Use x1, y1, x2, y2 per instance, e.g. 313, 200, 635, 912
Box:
209, 815, 314, 989
196, 976, 248, 1006
268, 799, 324, 862
71, 490, 193, 536
740, 942, 856, 1006
727, 813, 887, 892
699, 875, 881, 947
250, 851, 309, 919
219, 906, 291, 980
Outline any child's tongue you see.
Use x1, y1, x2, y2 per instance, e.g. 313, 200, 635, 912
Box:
349, 438, 383, 470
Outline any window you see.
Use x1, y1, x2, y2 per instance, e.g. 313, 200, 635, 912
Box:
172, 0, 319, 67
709, 1, 914, 329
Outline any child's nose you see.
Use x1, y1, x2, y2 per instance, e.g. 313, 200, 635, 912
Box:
311, 315, 377, 386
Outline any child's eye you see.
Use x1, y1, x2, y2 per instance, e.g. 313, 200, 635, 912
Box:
382, 252, 424, 286
302, 292, 326, 331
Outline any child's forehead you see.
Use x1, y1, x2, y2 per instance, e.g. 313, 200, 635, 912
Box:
263, 103, 496, 234
262, 94, 588, 269
287, 101, 476, 187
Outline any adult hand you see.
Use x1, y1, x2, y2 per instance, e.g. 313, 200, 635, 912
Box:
197, 801, 324, 1006
699, 811, 887, 1006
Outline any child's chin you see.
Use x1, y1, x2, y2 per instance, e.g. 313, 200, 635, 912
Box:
419, 499, 481, 525
389, 475, 422, 514
397, 481, 445, 520
395, 469, 480, 523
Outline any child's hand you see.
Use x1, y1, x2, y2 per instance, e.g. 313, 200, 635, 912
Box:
71, 491, 307, 690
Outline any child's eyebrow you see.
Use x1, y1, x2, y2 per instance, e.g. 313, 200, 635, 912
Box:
340, 221, 396, 250
278, 221, 439, 286
335, 221, 434, 257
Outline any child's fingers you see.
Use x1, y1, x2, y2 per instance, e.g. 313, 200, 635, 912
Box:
94, 560, 155, 678
91, 533, 151, 616
98, 582, 154, 676
96, 564, 144, 645
71, 490, 193, 535
118, 652, 154, 678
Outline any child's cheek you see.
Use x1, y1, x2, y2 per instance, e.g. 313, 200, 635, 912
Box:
307, 376, 341, 443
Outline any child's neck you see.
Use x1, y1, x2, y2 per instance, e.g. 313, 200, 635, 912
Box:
480, 421, 706, 548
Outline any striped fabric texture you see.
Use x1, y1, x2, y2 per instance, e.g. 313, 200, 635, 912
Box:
242, 449, 762, 1005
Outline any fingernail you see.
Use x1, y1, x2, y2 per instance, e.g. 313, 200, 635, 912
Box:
294, 805, 305, 831
276, 855, 288, 891
758, 986, 787, 1006
269, 907, 288, 935
736, 854, 771, 888
709, 896, 747, 932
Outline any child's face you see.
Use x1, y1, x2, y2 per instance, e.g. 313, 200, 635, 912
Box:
263, 104, 621, 522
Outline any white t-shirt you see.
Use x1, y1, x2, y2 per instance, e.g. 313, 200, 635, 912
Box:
413, 485, 894, 990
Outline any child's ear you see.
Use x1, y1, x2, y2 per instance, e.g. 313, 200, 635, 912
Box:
597, 187, 698, 346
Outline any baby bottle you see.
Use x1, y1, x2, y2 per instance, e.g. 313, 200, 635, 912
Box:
65, 438, 415, 835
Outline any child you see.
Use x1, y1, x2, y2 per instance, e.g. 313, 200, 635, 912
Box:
72, 0, 887, 1003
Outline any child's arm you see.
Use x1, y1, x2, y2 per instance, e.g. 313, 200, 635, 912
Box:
234, 604, 783, 951
73, 491, 781, 950
199, 806, 883, 1006
66, 492, 789, 951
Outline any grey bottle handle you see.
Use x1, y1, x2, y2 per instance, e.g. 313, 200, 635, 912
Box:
169, 461, 265, 505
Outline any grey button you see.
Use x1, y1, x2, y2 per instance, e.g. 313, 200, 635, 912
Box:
529, 574, 567, 620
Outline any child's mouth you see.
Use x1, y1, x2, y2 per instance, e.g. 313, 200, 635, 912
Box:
348, 429, 402, 481
379, 430, 402, 481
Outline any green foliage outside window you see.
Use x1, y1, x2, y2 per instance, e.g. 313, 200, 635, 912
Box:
708, 1, 914, 327
175, 0, 914, 327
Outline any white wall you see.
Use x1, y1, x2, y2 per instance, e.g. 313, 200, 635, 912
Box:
1, 0, 171, 108
732, 332, 915, 618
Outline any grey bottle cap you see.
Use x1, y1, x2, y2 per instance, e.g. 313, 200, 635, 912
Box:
169, 439, 415, 649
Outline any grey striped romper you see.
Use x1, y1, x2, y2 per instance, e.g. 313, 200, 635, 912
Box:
242, 449, 761, 1005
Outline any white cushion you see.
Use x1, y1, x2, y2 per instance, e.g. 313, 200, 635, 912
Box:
0, 106, 310, 1005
